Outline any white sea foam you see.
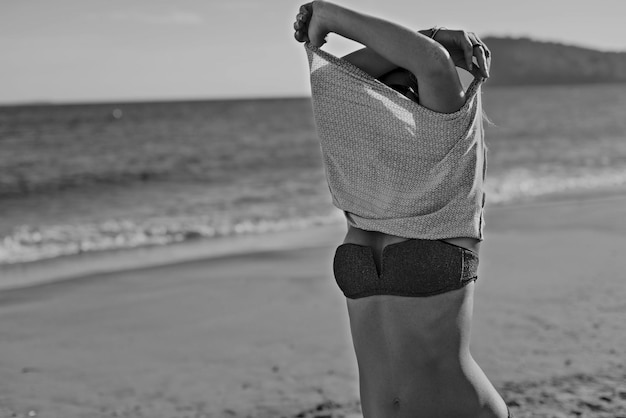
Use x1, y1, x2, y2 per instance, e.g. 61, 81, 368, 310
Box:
0, 212, 345, 265
486, 167, 626, 204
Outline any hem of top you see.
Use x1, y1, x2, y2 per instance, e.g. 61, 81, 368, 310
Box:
305, 42, 485, 118
344, 226, 484, 243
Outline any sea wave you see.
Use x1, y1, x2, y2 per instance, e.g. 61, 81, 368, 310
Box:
485, 167, 626, 204
2, 168, 625, 266
0, 212, 345, 265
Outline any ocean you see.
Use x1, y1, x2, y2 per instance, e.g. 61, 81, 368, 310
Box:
1, 83, 625, 265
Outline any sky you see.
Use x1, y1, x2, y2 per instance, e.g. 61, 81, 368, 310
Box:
1, 0, 624, 104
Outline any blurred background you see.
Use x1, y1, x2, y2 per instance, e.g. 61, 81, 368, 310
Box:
1, 0, 625, 269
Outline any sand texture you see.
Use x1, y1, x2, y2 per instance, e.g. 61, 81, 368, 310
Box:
1, 193, 625, 418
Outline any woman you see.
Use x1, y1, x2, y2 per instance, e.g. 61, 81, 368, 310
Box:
294, 2, 513, 418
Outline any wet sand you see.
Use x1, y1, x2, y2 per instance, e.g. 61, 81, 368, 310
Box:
1, 192, 625, 418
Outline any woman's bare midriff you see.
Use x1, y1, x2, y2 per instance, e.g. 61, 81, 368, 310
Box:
343, 224, 480, 254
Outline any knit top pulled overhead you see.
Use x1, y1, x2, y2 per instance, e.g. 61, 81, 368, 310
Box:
305, 43, 487, 240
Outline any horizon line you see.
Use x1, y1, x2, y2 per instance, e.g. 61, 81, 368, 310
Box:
2, 35, 625, 108
0, 94, 313, 108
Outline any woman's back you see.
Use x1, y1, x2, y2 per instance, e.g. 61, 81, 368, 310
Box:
347, 285, 509, 418
295, 2, 509, 417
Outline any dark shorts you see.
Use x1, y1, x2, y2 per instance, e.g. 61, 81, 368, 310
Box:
333, 239, 479, 299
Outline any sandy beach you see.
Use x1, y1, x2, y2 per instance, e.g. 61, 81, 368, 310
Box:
1, 191, 626, 418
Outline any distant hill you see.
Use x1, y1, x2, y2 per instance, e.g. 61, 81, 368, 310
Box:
482, 37, 626, 86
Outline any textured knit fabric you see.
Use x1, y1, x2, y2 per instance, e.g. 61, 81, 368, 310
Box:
333, 239, 478, 299
306, 43, 487, 240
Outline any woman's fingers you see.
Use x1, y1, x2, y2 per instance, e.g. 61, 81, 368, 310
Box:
474, 34, 491, 60
293, 6, 308, 42
294, 3, 313, 43
462, 32, 474, 71
294, 30, 306, 42
300, 3, 312, 15
293, 15, 308, 31
473, 46, 489, 78
473, 34, 491, 76
469, 33, 490, 78
293, 17, 305, 42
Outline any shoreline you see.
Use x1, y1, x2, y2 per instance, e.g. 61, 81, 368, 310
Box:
0, 221, 346, 292
0, 188, 625, 417
1, 185, 625, 292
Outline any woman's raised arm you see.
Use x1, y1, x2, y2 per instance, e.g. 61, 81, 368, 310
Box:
340, 30, 491, 80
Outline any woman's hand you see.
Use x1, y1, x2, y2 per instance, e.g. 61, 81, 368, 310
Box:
293, 2, 330, 47
432, 29, 491, 78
